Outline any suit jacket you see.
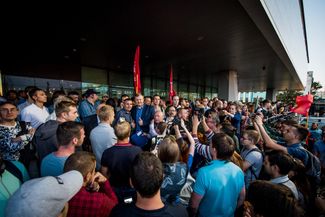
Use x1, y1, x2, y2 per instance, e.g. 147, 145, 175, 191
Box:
131, 105, 155, 133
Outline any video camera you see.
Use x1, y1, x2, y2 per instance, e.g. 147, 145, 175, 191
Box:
193, 107, 205, 121
172, 117, 181, 126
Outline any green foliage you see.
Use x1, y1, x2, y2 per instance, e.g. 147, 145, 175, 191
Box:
276, 89, 302, 104
276, 82, 323, 104
311, 81, 323, 95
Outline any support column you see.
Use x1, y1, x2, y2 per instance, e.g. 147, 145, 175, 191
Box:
218, 70, 238, 101
248, 92, 252, 102
266, 88, 277, 101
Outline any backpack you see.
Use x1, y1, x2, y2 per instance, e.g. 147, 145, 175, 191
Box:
4, 161, 24, 183
243, 148, 264, 179
300, 148, 321, 184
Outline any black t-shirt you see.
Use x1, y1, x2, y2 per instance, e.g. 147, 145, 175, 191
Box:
109, 202, 188, 217
101, 143, 142, 187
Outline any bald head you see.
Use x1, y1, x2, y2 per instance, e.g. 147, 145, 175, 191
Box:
154, 111, 164, 123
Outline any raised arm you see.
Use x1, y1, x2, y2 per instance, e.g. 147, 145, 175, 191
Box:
254, 115, 287, 153
181, 119, 195, 159
192, 115, 213, 161
201, 115, 210, 132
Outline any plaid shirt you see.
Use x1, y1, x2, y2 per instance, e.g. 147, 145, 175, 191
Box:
68, 180, 118, 217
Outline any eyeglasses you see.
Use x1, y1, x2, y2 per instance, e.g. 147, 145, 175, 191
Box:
0, 108, 18, 113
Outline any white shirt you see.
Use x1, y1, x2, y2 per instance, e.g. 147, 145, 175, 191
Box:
46, 112, 57, 121
17, 101, 32, 121
271, 175, 299, 200
20, 103, 49, 129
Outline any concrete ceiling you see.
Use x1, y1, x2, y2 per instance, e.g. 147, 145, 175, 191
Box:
0, 0, 304, 92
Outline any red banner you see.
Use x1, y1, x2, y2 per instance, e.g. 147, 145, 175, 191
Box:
169, 65, 176, 104
291, 94, 313, 115
133, 46, 141, 94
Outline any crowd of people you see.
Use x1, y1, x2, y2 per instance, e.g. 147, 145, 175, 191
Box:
1, 86, 325, 217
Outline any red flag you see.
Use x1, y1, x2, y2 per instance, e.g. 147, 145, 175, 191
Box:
291, 94, 313, 115
169, 65, 176, 104
133, 46, 141, 94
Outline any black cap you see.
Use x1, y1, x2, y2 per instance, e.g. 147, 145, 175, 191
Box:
84, 89, 99, 97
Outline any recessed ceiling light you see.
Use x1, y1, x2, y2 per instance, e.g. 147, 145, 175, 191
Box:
64, 55, 70, 59
80, 37, 87, 42
145, 55, 149, 58
197, 36, 204, 41
72, 48, 77, 52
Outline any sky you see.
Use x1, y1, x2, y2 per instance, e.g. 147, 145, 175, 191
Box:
304, 0, 325, 90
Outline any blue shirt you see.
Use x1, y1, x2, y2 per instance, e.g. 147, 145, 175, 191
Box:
78, 99, 99, 120
193, 160, 244, 217
41, 153, 68, 177
135, 107, 143, 132
232, 112, 242, 135
113, 109, 133, 127
314, 140, 325, 167
309, 128, 323, 141
287, 143, 309, 166
161, 162, 188, 204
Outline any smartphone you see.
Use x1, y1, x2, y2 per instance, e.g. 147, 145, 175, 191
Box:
124, 197, 133, 203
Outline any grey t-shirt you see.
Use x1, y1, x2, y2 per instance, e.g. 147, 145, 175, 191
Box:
241, 147, 263, 187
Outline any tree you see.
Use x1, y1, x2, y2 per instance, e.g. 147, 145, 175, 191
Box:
276, 89, 302, 105
311, 81, 323, 96
276, 81, 323, 104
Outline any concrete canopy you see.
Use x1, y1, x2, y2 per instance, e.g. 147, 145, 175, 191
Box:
0, 0, 305, 92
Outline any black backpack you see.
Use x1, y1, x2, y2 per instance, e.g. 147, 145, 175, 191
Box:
300, 148, 321, 184
4, 161, 24, 183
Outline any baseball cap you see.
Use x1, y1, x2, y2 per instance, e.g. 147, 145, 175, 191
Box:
84, 89, 99, 97
6, 170, 83, 217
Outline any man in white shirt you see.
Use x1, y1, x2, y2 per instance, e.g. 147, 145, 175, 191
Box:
20, 88, 49, 129
17, 86, 36, 119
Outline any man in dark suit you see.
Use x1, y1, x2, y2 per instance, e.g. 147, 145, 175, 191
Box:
131, 94, 154, 134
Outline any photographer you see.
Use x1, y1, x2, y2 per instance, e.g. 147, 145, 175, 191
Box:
165, 106, 177, 134
173, 108, 191, 134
